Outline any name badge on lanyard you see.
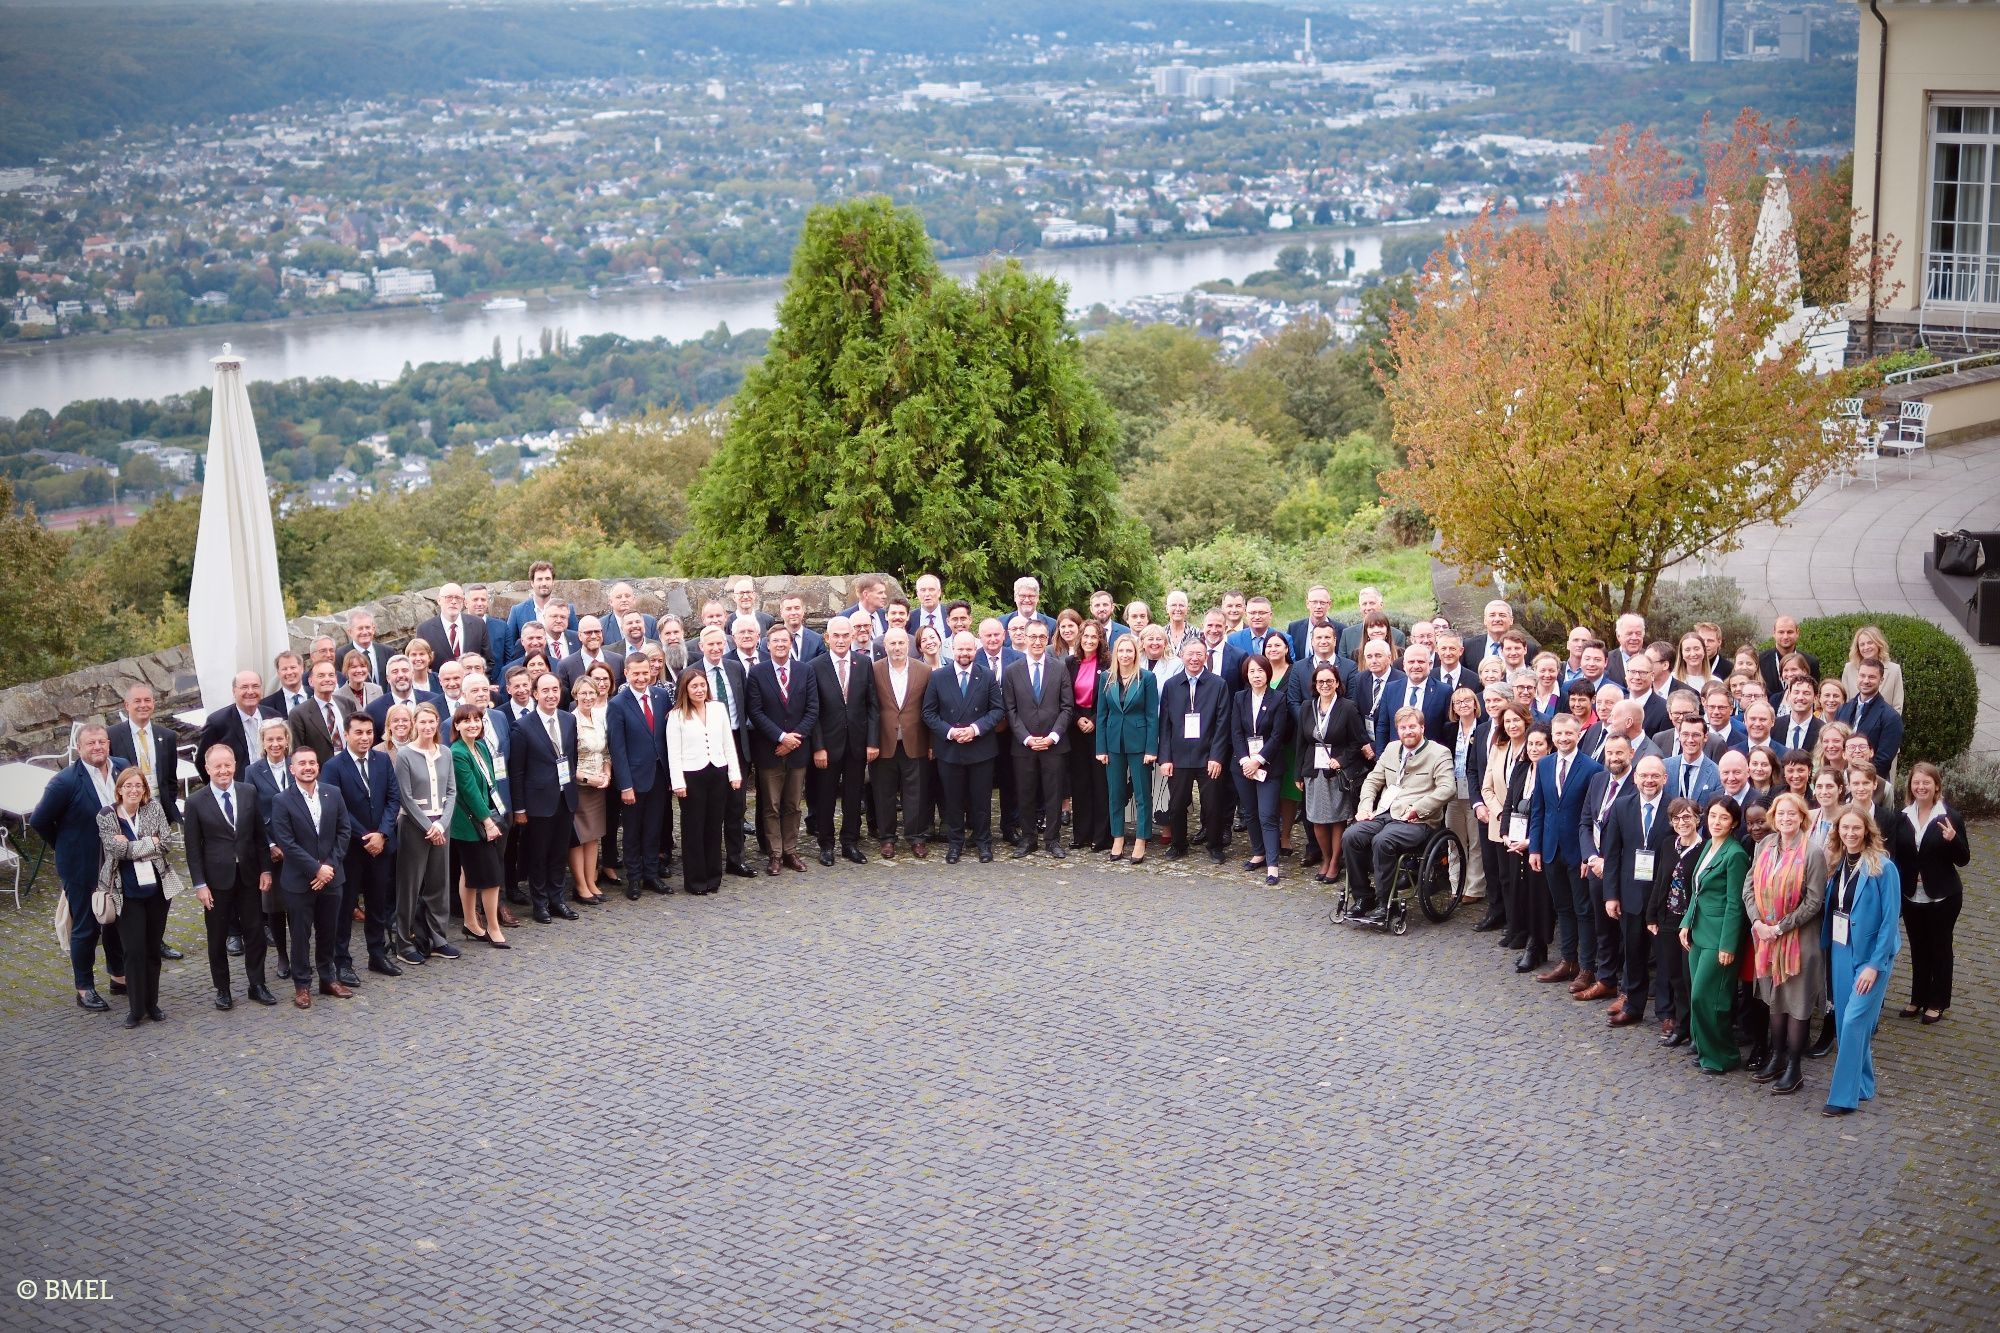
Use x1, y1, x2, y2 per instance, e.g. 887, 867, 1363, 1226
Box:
1314, 744, 1333, 771
1248, 735, 1264, 758
132, 857, 158, 887
1831, 913, 1850, 946
1508, 813, 1529, 843
1183, 712, 1202, 741
1633, 849, 1656, 882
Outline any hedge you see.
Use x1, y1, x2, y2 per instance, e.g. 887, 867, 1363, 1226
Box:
1789, 613, 1978, 765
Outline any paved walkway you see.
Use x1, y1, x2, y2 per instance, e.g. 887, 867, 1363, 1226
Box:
1, 840, 1994, 1329
1690, 431, 2000, 753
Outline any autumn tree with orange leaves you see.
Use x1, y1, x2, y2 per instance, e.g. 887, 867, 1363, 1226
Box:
1382, 115, 1885, 627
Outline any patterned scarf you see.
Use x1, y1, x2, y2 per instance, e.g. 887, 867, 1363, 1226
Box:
1751, 836, 1808, 987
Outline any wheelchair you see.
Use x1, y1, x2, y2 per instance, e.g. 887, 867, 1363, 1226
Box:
1330, 825, 1466, 935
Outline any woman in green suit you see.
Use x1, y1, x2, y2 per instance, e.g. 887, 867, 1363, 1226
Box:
449, 706, 509, 949
1679, 795, 1750, 1074
1096, 633, 1160, 865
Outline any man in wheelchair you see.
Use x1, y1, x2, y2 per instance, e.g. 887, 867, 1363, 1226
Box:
1344, 707, 1456, 925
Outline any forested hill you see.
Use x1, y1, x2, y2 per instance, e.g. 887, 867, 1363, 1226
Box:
0, 0, 1321, 166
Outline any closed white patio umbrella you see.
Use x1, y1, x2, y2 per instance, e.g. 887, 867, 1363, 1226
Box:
188, 344, 288, 710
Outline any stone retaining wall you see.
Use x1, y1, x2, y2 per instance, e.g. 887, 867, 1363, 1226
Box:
0, 574, 895, 761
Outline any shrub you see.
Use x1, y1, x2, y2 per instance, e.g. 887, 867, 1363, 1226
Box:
1158, 531, 1288, 611
1941, 752, 2000, 819
1644, 576, 1760, 653
1792, 613, 1978, 764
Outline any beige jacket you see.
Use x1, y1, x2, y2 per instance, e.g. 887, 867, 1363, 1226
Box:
1357, 740, 1456, 824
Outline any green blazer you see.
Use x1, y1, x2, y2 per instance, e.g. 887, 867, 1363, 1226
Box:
449, 739, 498, 842
1094, 670, 1159, 758
1683, 836, 1749, 953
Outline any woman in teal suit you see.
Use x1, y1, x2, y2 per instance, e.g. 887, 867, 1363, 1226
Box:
1823, 805, 1901, 1117
1096, 633, 1160, 865
1679, 795, 1751, 1074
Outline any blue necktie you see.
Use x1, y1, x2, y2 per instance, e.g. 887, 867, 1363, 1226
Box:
1031, 662, 1042, 701
221, 787, 235, 826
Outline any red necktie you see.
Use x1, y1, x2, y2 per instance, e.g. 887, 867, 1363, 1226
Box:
640, 694, 653, 729
448, 622, 459, 656
778, 664, 790, 702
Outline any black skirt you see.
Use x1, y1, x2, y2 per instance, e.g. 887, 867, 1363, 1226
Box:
453, 835, 503, 889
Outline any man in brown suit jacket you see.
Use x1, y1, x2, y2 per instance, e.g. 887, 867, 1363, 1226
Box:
287, 660, 355, 765
871, 625, 932, 857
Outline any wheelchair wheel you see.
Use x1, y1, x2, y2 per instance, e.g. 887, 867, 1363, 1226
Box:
1388, 901, 1411, 936
1417, 830, 1466, 923
1330, 883, 1350, 924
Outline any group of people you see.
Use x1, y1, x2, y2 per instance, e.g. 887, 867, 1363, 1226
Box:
31, 571, 1971, 1118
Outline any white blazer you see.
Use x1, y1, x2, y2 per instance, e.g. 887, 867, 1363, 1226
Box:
666, 700, 742, 791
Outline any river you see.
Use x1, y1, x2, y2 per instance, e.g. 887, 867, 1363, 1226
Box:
0, 228, 1398, 418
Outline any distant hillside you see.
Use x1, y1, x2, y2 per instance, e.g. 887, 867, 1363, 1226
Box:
0, 0, 1316, 165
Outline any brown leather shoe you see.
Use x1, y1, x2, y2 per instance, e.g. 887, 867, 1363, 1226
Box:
293, 989, 312, 1010
880, 841, 897, 859
1608, 1009, 1643, 1027
911, 840, 929, 859
1575, 981, 1615, 1001
497, 907, 521, 928
1535, 961, 1579, 984
319, 980, 354, 999
767, 856, 782, 877
1568, 971, 1596, 994
782, 852, 808, 873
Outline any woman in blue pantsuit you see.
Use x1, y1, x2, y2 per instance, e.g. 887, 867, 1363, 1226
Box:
1229, 654, 1294, 886
1095, 633, 1159, 865
1823, 805, 1901, 1117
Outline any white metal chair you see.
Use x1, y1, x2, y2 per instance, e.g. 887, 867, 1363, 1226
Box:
1880, 401, 1932, 476
0, 826, 20, 909
1850, 419, 1881, 489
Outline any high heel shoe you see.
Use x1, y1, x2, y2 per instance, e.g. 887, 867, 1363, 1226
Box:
462, 927, 489, 943
487, 935, 512, 950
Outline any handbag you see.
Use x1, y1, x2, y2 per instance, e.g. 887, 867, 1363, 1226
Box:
1937, 530, 1988, 577
91, 886, 119, 924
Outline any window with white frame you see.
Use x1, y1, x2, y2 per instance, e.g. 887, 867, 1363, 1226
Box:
1927, 102, 2000, 308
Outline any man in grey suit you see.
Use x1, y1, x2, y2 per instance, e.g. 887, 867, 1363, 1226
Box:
1000, 620, 1074, 859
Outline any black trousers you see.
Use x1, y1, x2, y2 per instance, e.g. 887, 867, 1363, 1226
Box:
116, 892, 169, 1019
338, 845, 394, 966
813, 744, 870, 849
204, 874, 268, 990
1904, 894, 1961, 1011
1654, 924, 1692, 1031
680, 764, 728, 893
624, 782, 668, 885
1545, 857, 1584, 967
1165, 764, 1227, 854
1617, 909, 1653, 1017
871, 746, 929, 843
1587, 872, 1622, 986
503, 817, 526, 899
601, 798, 621, 873
994, 741, 1020, 842
1344, 816, 1432, 905
1013, 745, 1065, 847
283, 888, 342, 989
1068, 740, 1108, 848
522, 812, 572, 909
1498, 848, 1546, 955
729, 729, 757, 863
937, 758, 994, 847
1478, 829, 1505, 928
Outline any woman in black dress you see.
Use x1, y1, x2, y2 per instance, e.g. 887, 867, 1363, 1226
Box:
1295, 663, 1368, 885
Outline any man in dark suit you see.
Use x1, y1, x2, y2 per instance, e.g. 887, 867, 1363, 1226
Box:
810, 615, 878, 864
1618, 655, 1672, 737
29, 724, 130, 1011
1391, 644, 1452, 742
199, 670, 272, 775
727, 576, 779, 635
184, 742, 277, 1009
466, 584, 515, 668
504, 561, 574, 662
1199, 611, 1247, 692
1757, 615, 1819, 698
774, 596, 827, 662
1602, 614, 1648, 689
267, 747, 354, 1008
602, 582, 658, 643
1295, 622, 1351, 701
1286, 585, 1343, 664
696, 625, 757, 877
107, 681, 181, 827
323, 712, 402, 978
747, 625, 820, 875
974, 618, 1024, 846
998, 575, 1056, 641
540, 604, 581, 663
289, 659, 354, 764
1350, 639, 1406, 762
1576, 735, 1636, 1005
364, 655, 443, 737
606, 653, 673, 897
1600, 754, 1673, 1029
1335, 588, 1408, 660
340, 609, 393, 690
1776, 678, 1823, 756
508, 671, 581, 922
924, 631, 1007, 863
1157, 639, 1232, 863
1698, 688, 1748, 761
1461, 599, 1541, 664
1837, 660, 1904, 772
556, 616, 625, 701
1527, 713, 1604, 989
260, 650, 311, 720
417, 582, 490, 666
242, 717, 299, 978
1002, 620, 1074, 858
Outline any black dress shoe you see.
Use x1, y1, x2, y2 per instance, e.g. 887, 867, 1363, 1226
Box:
1046, 842, 1067, 859
532, 907, 553, 924
368, 956, 404, 977
122, 1014, 142, 1029
551, 905, 579, 921
1473, 916, 1505, 933
336, 965, 362, 988
818, 848, 836, 867
214, 990, 235, 1011
1010, 843, 1033, 858
226, 933, 244, 957
146, 1005, 165, 1022
1514, 952, 1535, 974
158, 943, 184, 961
1807, 1019, 1836, 1058
1165, 847, 1187, 861
977, 844, 994, 863
247, 983, 278, 1006
727, 861, 758, 879
76, 988, 110, 1012
275, 961, 291, 981
109, 979, 128, 996
945, 846, 962, 864
842, 845, 867, 865
625, 886, 642, 900
1208, 850, 1227, 864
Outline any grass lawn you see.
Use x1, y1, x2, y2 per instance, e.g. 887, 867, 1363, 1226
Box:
1270, 542, 1434, 624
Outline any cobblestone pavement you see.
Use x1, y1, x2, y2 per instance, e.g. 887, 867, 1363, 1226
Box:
1, 828, 1993, 1331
